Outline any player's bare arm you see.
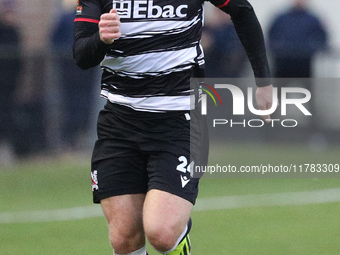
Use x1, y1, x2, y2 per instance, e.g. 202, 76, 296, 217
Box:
99, 9, 121, 44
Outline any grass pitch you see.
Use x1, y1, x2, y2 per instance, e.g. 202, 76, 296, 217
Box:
1, 142, 339, 255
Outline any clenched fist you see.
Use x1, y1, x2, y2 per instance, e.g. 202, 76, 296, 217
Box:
99, 9, 121, 44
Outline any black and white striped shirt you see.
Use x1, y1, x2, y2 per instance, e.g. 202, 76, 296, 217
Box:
74, 0, 271, 112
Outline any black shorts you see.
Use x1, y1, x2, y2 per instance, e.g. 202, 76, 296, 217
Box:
91, 102, 208, 205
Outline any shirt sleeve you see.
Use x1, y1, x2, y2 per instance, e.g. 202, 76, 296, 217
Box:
208, 0, 271, 87
73, 0, 110, 70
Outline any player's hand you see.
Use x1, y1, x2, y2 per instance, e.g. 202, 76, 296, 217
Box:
99, 9, 121, 44
255, 85, 278, 123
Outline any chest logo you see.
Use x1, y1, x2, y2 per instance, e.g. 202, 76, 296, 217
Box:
113, 0, 188, 19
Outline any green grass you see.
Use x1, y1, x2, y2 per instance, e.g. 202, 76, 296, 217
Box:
0, 143, 339, 255
191, 203, 340, 255
1, 219, 111, 255
0, 155, 92, 212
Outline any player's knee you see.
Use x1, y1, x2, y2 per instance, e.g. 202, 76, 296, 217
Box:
109, 234, 131, 253
147, 233, 177, 252
145, 225, 178, 252
109, 229, 144, 253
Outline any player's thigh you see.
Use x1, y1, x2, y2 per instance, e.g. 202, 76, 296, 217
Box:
101, 194, 146, 244
143, 189, 193, 241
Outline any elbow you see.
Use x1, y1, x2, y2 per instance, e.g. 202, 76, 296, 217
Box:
75, 58, 92, 70
73, 50, 94, 70
72, 41, 95, 70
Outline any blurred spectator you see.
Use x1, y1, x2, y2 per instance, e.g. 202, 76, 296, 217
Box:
202, 8, 247, 78
268, 0, 328, 134
51, 0, 97, 150
268, 0, 328, 78
0, 0, 22, 164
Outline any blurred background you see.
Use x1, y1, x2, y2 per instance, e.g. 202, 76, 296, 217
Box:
0, 0, 102, 165
0, 0, 340, 164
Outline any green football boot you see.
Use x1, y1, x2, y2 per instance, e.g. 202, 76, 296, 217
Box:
166, 235, 191, 255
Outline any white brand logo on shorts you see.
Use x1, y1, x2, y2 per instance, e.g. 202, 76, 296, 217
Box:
180, 175, 190, 188
91, 170, 99, 191
113, 0, 188, 19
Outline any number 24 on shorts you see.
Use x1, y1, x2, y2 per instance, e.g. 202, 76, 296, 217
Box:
177, 156, 194, 177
